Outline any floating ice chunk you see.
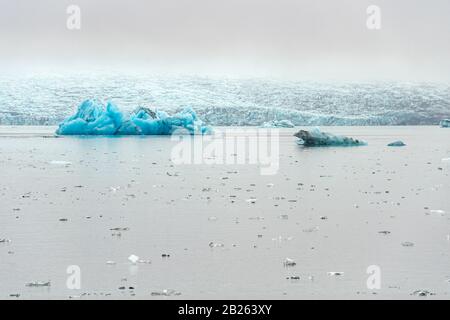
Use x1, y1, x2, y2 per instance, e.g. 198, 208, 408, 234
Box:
327, 271, 344, 276
387, 141, 406, 147
411, 290, 435, 297
401, 241, 414, 247
128, 254, 139, 264
440, 119, 450, 128
137, 259, 151, 264
56, 100, 123, 135
261, 119, 295, 128
56, 100, 212, 135
49, 160, 72, 165
294, 128, 366, 147
151, 289, 181, 296
283, 258, 296, 267
26, 281, 51, 287
209, 241, 224, 248
106, 261, 116, 265
429, 209, 446, 215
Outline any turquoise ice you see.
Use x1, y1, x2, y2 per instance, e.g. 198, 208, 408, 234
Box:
440, 119, 450, 128
56, 100, 212, 135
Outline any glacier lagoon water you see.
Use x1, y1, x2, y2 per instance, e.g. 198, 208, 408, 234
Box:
1, 73, 449, 126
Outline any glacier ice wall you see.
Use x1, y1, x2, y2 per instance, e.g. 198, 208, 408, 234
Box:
1, 74, 450, 126
56, 100, 211, 135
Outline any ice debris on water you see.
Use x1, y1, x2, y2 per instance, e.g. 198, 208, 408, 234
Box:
401, 241, 414, 247
128, 254, 139, 264
327, 272, 344, 276
26, 281, 51, 287
49, 160, 72, 166
411, 290, 435, 297
56, 100, 212, 135
261, 119, 295, 128
440, 119, 450, 128
294, 128, 366, 147
151, 289, 181, 296
387, 141, 406, 147
209, 241, 224, 248
283, 258, 296, 267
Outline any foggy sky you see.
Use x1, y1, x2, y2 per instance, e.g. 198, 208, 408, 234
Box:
1, 0, 450, 80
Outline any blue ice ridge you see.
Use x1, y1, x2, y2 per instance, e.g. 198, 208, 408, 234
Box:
56, 100, 212, 135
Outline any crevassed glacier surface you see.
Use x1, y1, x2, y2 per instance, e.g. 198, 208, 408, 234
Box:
56, 100, 211, 135
1, 73, 449, 126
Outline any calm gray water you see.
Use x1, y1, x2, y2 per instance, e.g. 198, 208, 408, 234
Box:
0, 126, 449, 299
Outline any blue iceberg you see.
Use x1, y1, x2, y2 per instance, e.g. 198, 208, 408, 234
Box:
440, 119, 450, 128
56, 100, 212, 135
294, 128, 366, 147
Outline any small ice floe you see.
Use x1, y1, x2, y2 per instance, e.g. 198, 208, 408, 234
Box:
245, 198, 257, 204
272, 236, 293, 242
209, 241, 224, 248
266, 183, 275, 188
151, 289, 181, 296
378, 230, 391, 235
429, 209, 446, 216
261, 119, 295, 128
327, 272, 344, 276
110, 227, 129, 231
109, 186, 121, 193
9, 293, 20, 298
26, 281, 51, 287
294, 128, 366, 147
137, 259, 151, 264
128, 254, 140, 264
411, 290, 435, 297
440, 119, 450, 128
401, 241, 414, 247
106, 261, 116, 265
0, 238, 11, 243
302, 226, 319, 233
283, 258, 296, 267
208, 216, 218, 221
49, 160, 72, 166
387, 141, 406, 147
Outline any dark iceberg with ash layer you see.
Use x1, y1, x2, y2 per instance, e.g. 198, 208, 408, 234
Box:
387, 141, 406, 147
294, 128, 366, 146
56, 100, 212, 135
